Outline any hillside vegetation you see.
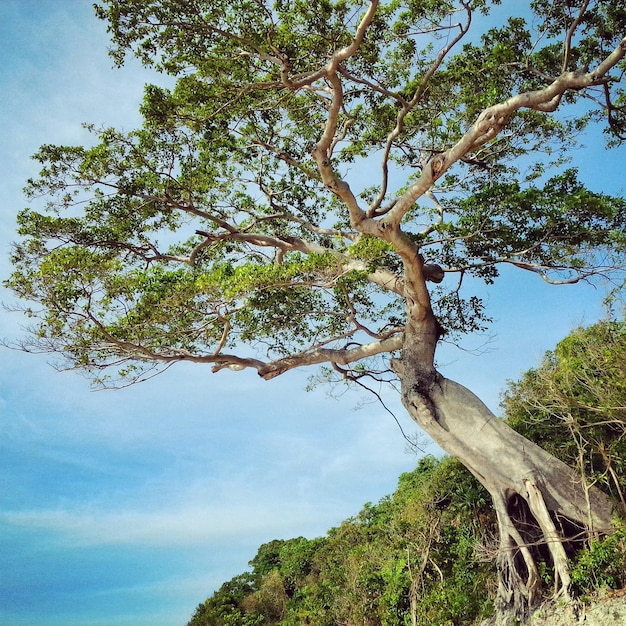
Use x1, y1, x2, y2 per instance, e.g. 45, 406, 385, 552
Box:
187, 319, 626, 626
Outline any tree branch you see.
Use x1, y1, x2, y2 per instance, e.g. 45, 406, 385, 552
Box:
282, 0, 380, 89
368, 4, 473, 216
562, 0, 591, 73
382, 36, 626, 229
254, 333, 403, 380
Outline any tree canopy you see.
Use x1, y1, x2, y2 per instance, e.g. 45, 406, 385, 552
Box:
7, 0, 626, 385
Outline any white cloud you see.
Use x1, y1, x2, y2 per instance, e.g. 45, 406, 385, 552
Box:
1, 494, 327, 548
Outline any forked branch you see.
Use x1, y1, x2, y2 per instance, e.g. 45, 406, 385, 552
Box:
382, 36, 626, 228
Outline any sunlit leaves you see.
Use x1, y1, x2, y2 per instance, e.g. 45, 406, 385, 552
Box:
436, 169, 626, 282
6, 0, 626, 382
503, 318, 626, 502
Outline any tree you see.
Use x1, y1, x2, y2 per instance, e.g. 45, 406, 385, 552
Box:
188, 456, 499, 626
187, 573, 258, 626
503, 319, 626, 513
6, 0, 626, 619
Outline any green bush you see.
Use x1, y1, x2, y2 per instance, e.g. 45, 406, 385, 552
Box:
571, 529, 626, 596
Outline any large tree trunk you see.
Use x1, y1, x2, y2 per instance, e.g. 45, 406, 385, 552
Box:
394, 357, 615, 620
386, 245, 616, 621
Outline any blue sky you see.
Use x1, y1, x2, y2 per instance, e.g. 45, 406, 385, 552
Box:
0, 2, 624, 625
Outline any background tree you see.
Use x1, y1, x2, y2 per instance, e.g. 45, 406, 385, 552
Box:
503, 319, 626, 514
6, 0, 626, 618
187, 456, 498, 626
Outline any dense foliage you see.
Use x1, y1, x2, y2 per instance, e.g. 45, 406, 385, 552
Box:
187, 318, 626, 626
503, 319, 626, 511
6, 1, 626, 384
187, 456, 498, 626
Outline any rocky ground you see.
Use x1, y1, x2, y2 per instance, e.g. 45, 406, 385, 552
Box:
527, 591, 626, 626
481, 589, 626, 626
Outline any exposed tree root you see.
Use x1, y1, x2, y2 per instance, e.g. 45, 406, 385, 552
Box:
524, 479, 571, 599
492, 483, 574, 620
493, 491, 540, 617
